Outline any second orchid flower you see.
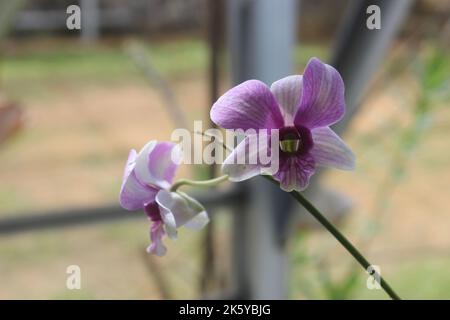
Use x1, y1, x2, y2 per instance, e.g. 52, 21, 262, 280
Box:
119, 140, 209, 256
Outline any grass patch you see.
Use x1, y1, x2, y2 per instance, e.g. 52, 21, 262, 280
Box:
1, 38, 208, 83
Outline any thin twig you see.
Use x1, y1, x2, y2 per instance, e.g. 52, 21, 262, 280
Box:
194, 130, 234, 152
126, 42, 188, 129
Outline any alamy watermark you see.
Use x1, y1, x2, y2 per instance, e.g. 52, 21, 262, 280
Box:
171, 121, 280, 175
66, 5, 81, 30
66, 4, 380, 32
366, 265, 381, 290
366, 5, 381, 30
66, 265, 81, 290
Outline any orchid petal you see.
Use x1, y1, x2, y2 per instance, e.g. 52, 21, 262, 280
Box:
294, 58, 345, 128
135, 141, 182, 190
147, 221, 167, 256
273, 153, 316, 192
210, 80, 284, 130
310, 127, 355, 170
221, 133, 277, 181
184, 211, 210, 230
270, 75, 303, 125
176, 192, 209, 230
156, 190, 209, 239
144, 201, 162, 222
119, 149, 158, 210
222, 135, 262, 182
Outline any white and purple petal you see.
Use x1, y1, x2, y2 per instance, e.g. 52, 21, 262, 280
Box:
119, 149, 159, 211
270, 75, 303, 125
135, 141, 182, 190
221, 132, 277, 182
184, 211, 210, 230
294, 58, 345, 128
221, 134, 264, 182
155, 190, 209, 239
210, 80, 284, 130
310, 127, 355, 170
176, 192, 210, 230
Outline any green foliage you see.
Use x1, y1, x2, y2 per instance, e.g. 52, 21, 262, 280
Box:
1, 38, 208, 98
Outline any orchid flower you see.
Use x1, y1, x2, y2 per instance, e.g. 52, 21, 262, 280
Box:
119, 140, 209, 256
210, 57, 355, 191
117, 58, 400, 299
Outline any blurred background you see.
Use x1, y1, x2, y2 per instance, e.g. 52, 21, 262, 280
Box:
0, 0, 449, 299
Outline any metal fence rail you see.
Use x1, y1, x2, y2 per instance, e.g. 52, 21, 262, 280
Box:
0, 188, 245, 236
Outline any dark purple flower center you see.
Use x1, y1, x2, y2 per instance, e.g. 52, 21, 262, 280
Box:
144, 201, 162, 222
279, 126, 313, 155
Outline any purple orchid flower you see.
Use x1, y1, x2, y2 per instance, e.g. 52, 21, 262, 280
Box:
211, 57, 355, 191
119, 140, 209, 256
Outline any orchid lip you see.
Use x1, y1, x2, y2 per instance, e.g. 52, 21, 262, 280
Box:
145, 201, 162, 222
280, 138, 301, 153
279, 126, 313, 155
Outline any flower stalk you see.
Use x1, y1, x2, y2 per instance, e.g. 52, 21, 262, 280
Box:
264, 176, 401, 300
170, 175, 229, 192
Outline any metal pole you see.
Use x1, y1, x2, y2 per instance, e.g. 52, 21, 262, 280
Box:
0, 188, 244, 236
201, 0, 224, 294
331, 0, 415, 135
304, 0, 415, 212
228, 0, 298, 299
81, 0, 99, 43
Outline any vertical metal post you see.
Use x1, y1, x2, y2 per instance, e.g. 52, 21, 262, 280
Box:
306, 0, 414, 203
228, 0, 298, 299
201, 0, 224, 295
331, 0, 415, 135
81, 0, 99, 43
0, 0, 26, 40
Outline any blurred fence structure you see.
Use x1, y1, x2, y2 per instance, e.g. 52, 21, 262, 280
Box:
0, 0, 414, 299
9, 0, 206, 39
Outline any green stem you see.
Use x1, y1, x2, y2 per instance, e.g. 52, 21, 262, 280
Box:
170, 175, 229, 192
264, 176, 401, 300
